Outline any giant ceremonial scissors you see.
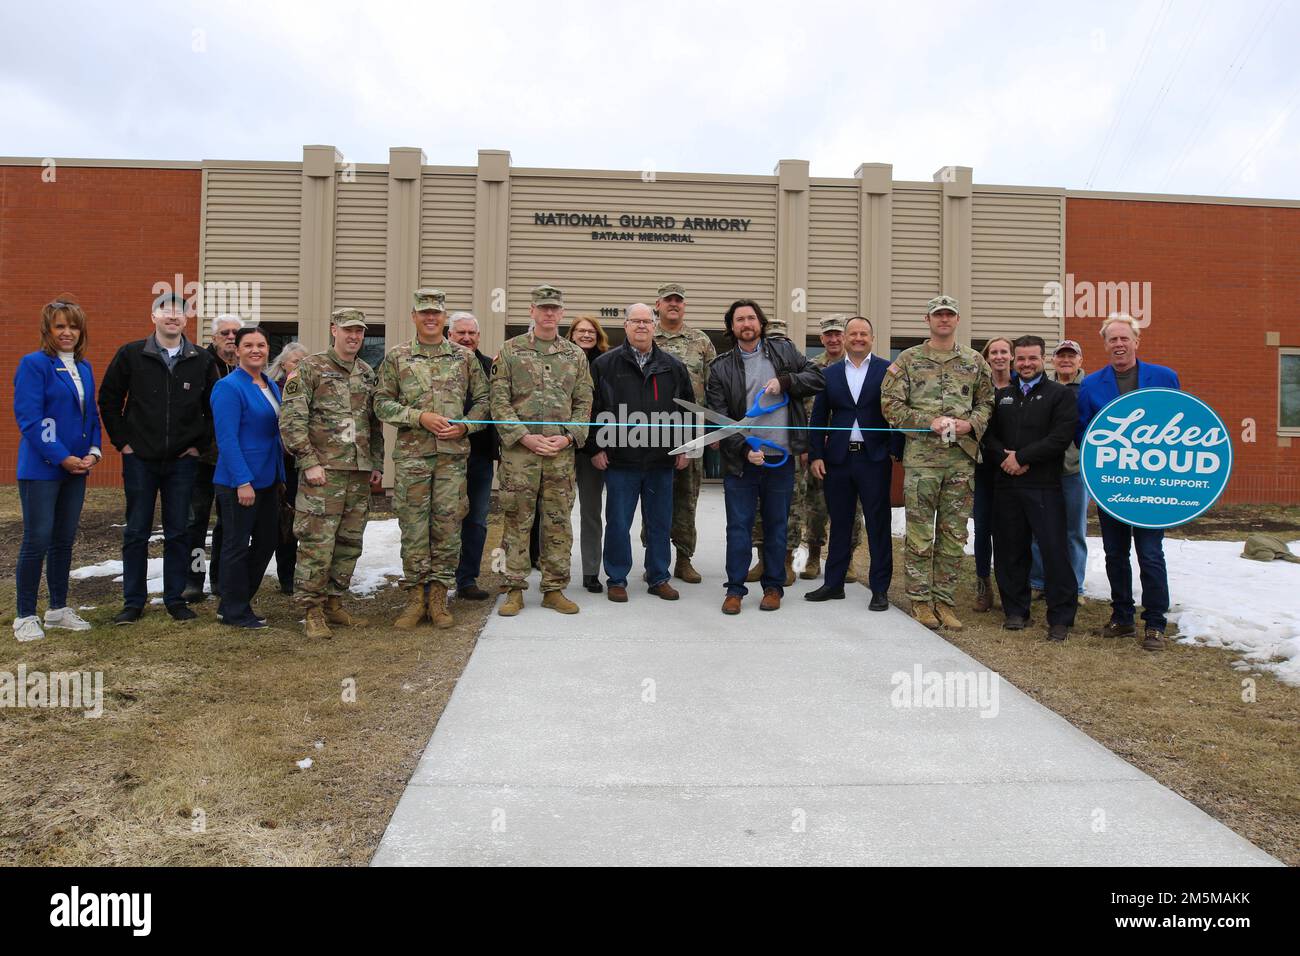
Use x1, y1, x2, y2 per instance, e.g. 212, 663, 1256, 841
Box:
669, 394, 791, 467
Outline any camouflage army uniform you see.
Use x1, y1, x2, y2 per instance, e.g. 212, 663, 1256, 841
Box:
374, 339, 489, 590
491, 332, 593, 592
653, 321, 715, 559
881, 342, 994, 607
278, 348, 384, 609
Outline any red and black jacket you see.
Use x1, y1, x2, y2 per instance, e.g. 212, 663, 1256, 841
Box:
586, 341, 695, 470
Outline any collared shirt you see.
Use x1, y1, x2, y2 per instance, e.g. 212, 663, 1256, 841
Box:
844, 352, 871, 441
1020, 373, 1042, 395
632, 345, 651, 369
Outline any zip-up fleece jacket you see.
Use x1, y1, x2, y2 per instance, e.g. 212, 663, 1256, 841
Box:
587, 341, 695, 470
98, 335, 220, 461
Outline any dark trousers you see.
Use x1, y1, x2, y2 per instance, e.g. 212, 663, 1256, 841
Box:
822, 453, 893, 594
973, 464, 994, 579
122, 454, 197, 608
994, 483, 1078, 626
187, 461, 223, 593
17, 476, 87, 618
603, 465, 673, 588
215, 484, 279, 624
456, 455, 495, 588
1097, 510, 1169, 631
276, 459, 298, 592
723, 459, 795, 596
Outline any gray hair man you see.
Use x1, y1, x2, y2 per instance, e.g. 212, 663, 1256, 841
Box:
447, 310, 499, 601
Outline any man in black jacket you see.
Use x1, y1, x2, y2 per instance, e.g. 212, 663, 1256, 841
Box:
98, 292, 220, 625
449, 312, 500, 600
182, 313, 240, 602
983, 334, 1079, 640
706, 299, 824, 614
589, 304, 694, 603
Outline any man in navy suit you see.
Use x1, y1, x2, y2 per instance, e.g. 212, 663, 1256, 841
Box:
806, 316, 903, 610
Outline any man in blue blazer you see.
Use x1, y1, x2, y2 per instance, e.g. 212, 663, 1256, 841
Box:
1075, 314, 1180, 651
806, 316, 904, 610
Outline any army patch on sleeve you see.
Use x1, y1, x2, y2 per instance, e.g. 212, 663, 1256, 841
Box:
886, 363, 901, 376
284, 378, 301, 396
491, 361, 499, 377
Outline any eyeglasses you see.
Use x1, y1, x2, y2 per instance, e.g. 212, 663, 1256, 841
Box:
626, 319, 655, 326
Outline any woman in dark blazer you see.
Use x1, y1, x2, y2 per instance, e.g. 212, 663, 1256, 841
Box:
211, 326, 285, 629
13, 297, 103, 641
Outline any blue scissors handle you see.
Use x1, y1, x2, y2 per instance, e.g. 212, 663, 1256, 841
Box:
744, 392, 789, 418
744, 435, 789, 468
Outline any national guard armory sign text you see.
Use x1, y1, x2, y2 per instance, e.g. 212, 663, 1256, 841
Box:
532, 211, 753, 243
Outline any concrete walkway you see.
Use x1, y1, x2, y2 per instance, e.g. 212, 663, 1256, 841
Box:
373, 486, 1279, 866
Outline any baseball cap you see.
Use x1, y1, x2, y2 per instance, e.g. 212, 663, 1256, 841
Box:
657, 282, 686, 299
331, 307, 369, 329
412, 289, 447, 313
926, 294, 960, 315
531, 284, 564, 307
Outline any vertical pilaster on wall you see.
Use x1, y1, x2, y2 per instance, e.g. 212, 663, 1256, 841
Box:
856, 162, 893, 357
474, 149, 511, 357
386, 147, 426, 336
774, 159, 810, 344
934, 165, 973, 347
298, 145, 340, 353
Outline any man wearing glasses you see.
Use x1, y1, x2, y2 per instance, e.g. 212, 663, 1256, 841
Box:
183, 313, 242, 603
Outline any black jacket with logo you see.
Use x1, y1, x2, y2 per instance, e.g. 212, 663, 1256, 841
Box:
983, 375, 1079, 488
98, 335, 220, 461
587, 341, 694, 470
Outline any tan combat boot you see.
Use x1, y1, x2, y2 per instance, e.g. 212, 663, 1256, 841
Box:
784, 550, 795, 587
934, 603, 964, 631
746, 555, 763, 583
394, 589, 428, 630
674, 554, 702, 584
498, 589, 524, 617
974, 577, 993, 613
800, 545, 821, 580
541, 590, 579, 614
427, 584, 454, 630
912, 601, 941, 630
303, 607, 332, 640
324, 595, 367, 628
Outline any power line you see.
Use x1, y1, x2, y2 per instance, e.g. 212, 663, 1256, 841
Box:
1217, 75, 1300, 191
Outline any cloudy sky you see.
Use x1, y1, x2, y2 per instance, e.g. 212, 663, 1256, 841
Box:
4, 0, 1298, 198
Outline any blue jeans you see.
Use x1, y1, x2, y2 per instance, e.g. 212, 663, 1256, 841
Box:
1097, 509, 1169, 631
122, 454, 197, 609
723, 459, 795, 596
17, 476, 87, 618
456, 455, 495, 588
1031, 472, 1087, 594
973, 463, 994, 579
603, 465, 673, 588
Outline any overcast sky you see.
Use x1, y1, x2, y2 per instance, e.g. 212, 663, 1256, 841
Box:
4, 0, 1298, 198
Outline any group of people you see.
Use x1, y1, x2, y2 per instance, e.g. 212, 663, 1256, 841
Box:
13, 284, 1178, 650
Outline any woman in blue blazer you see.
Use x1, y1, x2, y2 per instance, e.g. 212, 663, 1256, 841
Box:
211, 326, 285, 628
13, 297, 103, 641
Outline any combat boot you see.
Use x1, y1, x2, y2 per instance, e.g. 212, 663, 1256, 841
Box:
674, 555, 702, 584
394, 589, 428, 630
911, 601, 941, 630
303, 607, 332, 640
784, 550, 796, 588
746, 556, 763, 583
427, 584, 454, 629
324, 595, 367, 628
974, 577, 993, 613
934, 603, 964, 631
498, 589, 524, 617
541, 590, 579, 614
800, 545, 821, 580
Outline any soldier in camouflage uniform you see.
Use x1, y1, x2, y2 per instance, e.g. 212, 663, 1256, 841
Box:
651, 282, 715, 584
374, 289, 489, 630
880, 295, 994, 631
492, 284, 594, 616
279, 309, 384, 639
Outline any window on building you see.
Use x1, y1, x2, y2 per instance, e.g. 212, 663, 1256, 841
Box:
1281, 349, 1300, 434
358, 329, 386, 370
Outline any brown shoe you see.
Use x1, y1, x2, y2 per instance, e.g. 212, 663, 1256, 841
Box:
674, 556, 702, 584
541, 590, 580, 614
324, 594, 367, 627
303, 607, 332, 640
760, 587, 782, 611
934, 603, 963, 631
498, 589, 524, 617
1141, 628, 1166, 651
394, 589, 428, 629
1099, 619, 1136, 639
783, 550, 795, 587
607, 585, 628, 603
745, 558, 763, 583
648, 582, 679, 601
722, 594, 742, 615
800, 545, 821, 580
427, 584, 454, 629
974, 577, 993, 613
911, 601, 941, 630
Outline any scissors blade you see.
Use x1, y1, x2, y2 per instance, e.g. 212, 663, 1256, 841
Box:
672, 398, 737, 430
668, 424, 745, 456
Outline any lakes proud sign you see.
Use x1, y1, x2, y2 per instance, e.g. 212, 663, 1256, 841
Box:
531, 211, 753, 244
1081, 388, 1233, 529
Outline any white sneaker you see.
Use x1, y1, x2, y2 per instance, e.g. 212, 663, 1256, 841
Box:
44, 607, 92, 631
13, 616, 45, 642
